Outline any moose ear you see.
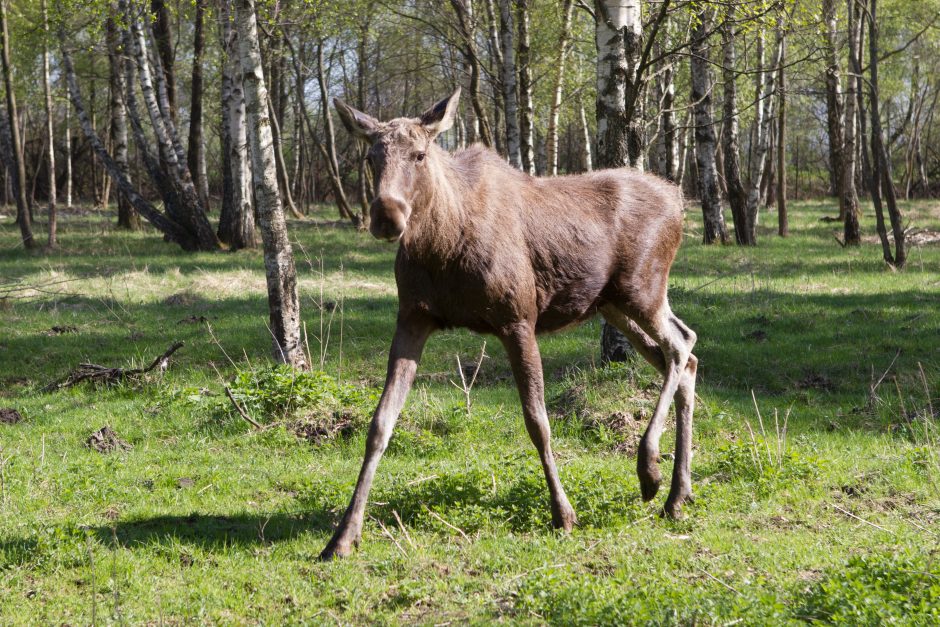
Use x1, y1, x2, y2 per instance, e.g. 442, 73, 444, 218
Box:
419, 87, 461, 138
334, 98, 379, 140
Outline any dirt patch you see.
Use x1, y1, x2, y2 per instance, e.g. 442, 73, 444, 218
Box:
549, 383, 588, 419
47, 325, 78, 335
163, 291, 198, 307
0, 407, 23, 424
797, 373, 833, 392
585, 410, 644, 456
745, 329, 768, 342
178, 315, 208, 324
85, 426, 132, 453
289, 410, 357, 445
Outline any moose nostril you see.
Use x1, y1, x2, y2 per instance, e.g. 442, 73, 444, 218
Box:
369, 196, 410, 241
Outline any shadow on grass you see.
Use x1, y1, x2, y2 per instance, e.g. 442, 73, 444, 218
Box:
94, 511, 336, 550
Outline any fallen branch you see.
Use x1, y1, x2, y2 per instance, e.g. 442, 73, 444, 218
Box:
225, 387, 262, 429
44, 341, 184, 391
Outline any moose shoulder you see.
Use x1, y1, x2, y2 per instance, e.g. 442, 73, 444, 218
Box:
321, 89, 698, 560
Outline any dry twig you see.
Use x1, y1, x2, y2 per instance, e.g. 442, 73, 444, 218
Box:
43, 341, 184, 391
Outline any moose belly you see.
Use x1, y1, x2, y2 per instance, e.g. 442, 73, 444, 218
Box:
534, 278, 607, 334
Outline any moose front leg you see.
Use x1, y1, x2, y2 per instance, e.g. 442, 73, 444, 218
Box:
500, 323, 577, 531
319, 314, 433, 560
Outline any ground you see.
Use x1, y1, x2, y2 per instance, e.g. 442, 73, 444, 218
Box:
0, 200, 938, 625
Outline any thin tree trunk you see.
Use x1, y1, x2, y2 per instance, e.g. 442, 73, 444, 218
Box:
267, 93, 302, 219
867, 0, 905, 267
842, 0, 861, 245
42, 0, 56, 248
776, 29, 788, 237
108, 9, 138, 230
235, 0, 307, 369
823, 0, 845, 211
546, 0, 574, 176
61, 37, 198, 250
690, 10, 727, 244
449, 0, 493, 149
498, 0, 521, 168
0, 0, 34, 248
218, 0, 256, 249
721, 16, 750, 245
187, 0, 210, 211
517, 0, 535, 174
150, 0, 177, 124
315, 41, 358, 225
64, 90, 72, 208
579, 95, 593, 172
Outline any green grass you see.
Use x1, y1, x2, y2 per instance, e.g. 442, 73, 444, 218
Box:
1, 200, 938, 624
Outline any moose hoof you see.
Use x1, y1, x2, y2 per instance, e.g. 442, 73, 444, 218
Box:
319, 536, 359, 561
637, 453, 662, 502
663, 492, 694, 520
551, 502, 578, 532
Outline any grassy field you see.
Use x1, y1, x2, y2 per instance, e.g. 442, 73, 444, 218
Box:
1, 199, 938, 624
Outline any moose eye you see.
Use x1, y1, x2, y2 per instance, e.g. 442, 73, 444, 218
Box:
415, 152, 426, 163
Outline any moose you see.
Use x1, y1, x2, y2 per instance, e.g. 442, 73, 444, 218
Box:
321, 89, 697, 560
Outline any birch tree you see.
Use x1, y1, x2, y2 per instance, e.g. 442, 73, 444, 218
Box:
218, 0, 256, 249
690, 10, 727, 244
546, 0, 574, 176
1, 0, 34, 249
517, 0, 535, 173
235, 0, 308, 369
107, 9, 137, 230
42, 0, 56, 248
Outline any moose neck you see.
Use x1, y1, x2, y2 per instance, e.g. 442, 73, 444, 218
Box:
400, 143, 467, 261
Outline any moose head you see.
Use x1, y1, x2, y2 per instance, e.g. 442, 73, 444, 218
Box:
333, 89, 461, 242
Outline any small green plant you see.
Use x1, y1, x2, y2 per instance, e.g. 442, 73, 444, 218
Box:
223, 364, 378, 423
796, 550, 940, 623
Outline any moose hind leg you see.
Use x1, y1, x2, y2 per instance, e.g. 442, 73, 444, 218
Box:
665, 353, 697, 518
500, 323, 577, 531
600, 305, 695, 502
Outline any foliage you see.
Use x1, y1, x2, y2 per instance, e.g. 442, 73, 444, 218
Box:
797, 551, 940, 623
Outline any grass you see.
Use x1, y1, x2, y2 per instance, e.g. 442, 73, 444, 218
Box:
0, 199, 938, 624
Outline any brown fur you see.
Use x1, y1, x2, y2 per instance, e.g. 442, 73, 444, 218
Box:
321, 91, 698, 560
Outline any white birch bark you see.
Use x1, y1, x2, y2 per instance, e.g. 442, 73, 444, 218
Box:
546, 0, 574, 176
235, 0, 307, 368
42, 0, 56, 247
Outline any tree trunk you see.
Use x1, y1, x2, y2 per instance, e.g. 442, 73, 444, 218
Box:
150, 0, 177, 124
579, 95, 593, 172
124, 0, 218, 249
546, 0, 573, 176
218, 0, 256, 249
842, 0, 861, 245
721, 16, 750, 245
449, 0, 493, 149
1, 0, 34, 248
235, 0, 308, 369
776, 29, 788, 237
516, 0, 535, 174
654, 53, 677, 181
823, 0, 845, 211
497, 0, 521, 168
867, 0, 905, 267
690, 11, 727, 245
107, 10, 138, 230
595, 0, 644, 171
42, 0, 56, 248
64, 91, 72, 208
61, 38, 199, 250
596, 0, 647, 361
315, 41, 358, 225
186, 0, 210, 212
267, 93, 302, 219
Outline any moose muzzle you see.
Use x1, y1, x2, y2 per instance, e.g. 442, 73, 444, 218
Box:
369, 196, 411, 242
